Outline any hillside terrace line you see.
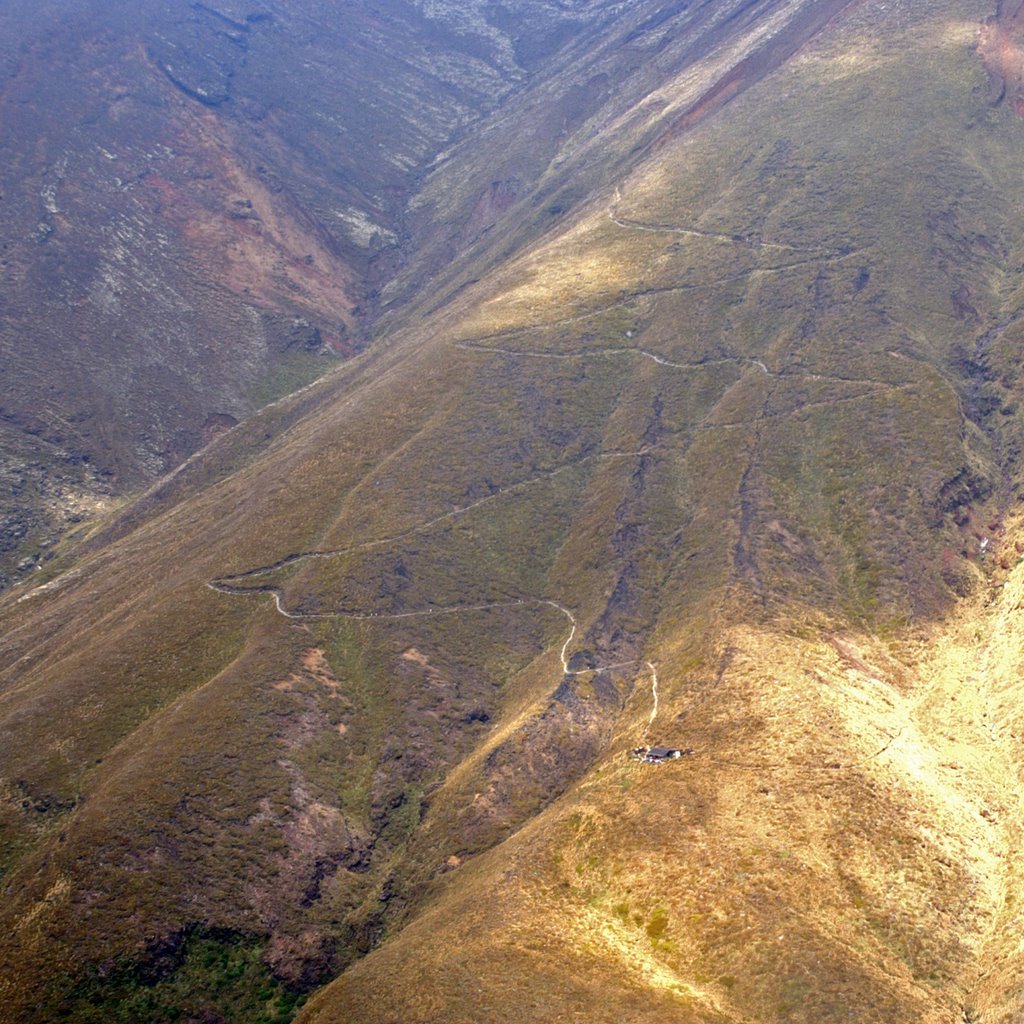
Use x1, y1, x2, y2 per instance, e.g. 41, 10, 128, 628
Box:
196, 183, 942, 771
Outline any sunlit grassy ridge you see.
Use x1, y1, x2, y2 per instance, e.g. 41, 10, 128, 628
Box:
5, 0, 1024, 1022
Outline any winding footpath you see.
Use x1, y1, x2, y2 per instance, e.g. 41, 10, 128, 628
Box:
208, 186, 879, 747
451, 184, 881, 396
455, 337, 910, 395
206, 441, 666, 726
607, 186, 852, 259
209, 446, 650, 591
211, 565, 663, 730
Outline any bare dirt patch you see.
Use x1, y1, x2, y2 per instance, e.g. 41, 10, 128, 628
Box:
979, 1, 1024, 113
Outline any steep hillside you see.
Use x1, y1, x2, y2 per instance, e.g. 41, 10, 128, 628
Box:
0, 0, 612, 587
5, 1, 1024, 1022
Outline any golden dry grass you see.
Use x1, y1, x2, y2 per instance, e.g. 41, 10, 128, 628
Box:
4, 1, 1024, 1022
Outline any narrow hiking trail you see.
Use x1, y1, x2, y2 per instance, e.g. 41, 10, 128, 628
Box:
205, 183, 953, 771
452, 183, 899, 395
643, 661, 659, 740
448, 180, 873, 404
207, 196, 903, 762
454, 340, 916, 429
607, 185, 852, 258
200, 418, 664, 745
211, 569, 665, 735
454, 340, 733, 372
448, 184, 861, 370
209, 447, 650, 590
206, 446, 667, 737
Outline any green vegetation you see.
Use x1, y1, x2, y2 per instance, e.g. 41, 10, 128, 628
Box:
51, 930, 304, 1024
245, 351, 341, 411
645, 908, 669, 941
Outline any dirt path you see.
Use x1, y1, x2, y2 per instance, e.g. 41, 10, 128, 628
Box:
213, 574, 664, 737
455, 339, 913, 398
643, 661, 659, 739
209, 182, 899, 756
209, 447, 650, 591
607, 186, 853, 259
455, 340, 734, 372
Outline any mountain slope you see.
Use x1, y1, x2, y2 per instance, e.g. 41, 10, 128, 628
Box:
5, 1, 1024, 1022
0, 0, 616, 587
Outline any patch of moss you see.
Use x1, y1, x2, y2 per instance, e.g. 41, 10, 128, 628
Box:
49, 929, 305, 1024
245, 351, 340, 410
645, 908, 669, 940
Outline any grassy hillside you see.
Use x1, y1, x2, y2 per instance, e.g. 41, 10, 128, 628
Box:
0, 0, 619, 587
5, 1, 1024, 1022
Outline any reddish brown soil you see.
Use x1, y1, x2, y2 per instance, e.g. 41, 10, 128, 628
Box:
143, 85, 360, 330
651, 0, 864, 153
979, 1, 1024, 113
459, 178, 521, 247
